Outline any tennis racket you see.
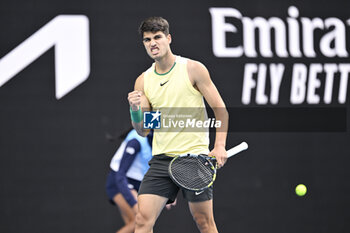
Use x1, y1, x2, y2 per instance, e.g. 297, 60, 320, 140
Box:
168, 142, 248, 192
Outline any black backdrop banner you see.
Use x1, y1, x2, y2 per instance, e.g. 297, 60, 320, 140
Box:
0, 0, 349, 232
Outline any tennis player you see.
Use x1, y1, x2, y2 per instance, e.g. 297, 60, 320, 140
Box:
105, 129, 153, 233
127, 17, 229, 233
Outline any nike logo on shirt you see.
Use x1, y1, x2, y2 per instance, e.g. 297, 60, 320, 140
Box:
160, 80, 169, 86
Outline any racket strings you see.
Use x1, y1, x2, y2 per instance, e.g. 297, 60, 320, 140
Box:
170, 156, 215, 190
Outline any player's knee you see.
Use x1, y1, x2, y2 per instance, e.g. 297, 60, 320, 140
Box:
192, 213, 214, 231
135, 211, 153, 229
135, 212, 145, 228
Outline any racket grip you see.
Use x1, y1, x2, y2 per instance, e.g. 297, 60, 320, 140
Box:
227, 142, 248, 158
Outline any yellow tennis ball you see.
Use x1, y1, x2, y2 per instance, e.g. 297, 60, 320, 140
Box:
295, 184, 307, 196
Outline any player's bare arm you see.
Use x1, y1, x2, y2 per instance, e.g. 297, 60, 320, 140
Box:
127, 73, 151, 137
187, 60, 229, 168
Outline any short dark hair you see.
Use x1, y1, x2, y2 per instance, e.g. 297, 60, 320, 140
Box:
139, 17, 169, 36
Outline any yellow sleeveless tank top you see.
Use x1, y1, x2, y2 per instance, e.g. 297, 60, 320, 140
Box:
144, 56, 209, 156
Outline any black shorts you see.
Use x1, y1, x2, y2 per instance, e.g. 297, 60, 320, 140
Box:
138, 154, 213, 204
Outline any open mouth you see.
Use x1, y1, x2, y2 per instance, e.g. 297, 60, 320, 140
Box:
151, 47, 159, 55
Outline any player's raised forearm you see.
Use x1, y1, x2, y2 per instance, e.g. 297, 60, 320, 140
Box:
128, 74, 152, 137
128, 90, 150, 137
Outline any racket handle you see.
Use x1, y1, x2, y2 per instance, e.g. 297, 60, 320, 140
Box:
227, 142, 248, 158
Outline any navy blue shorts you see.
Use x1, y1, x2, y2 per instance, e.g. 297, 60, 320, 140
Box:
105, 170, 141, 204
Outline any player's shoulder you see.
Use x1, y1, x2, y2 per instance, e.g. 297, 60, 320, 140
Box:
138, 63, 155, 82
144, 62, 155, 75
186, 58, 209, 77
136, 61, 155, 78
136, 72, 145, 81
134, 72, 146, 91
135, 72, 145, 81
185, 57, 207, 68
